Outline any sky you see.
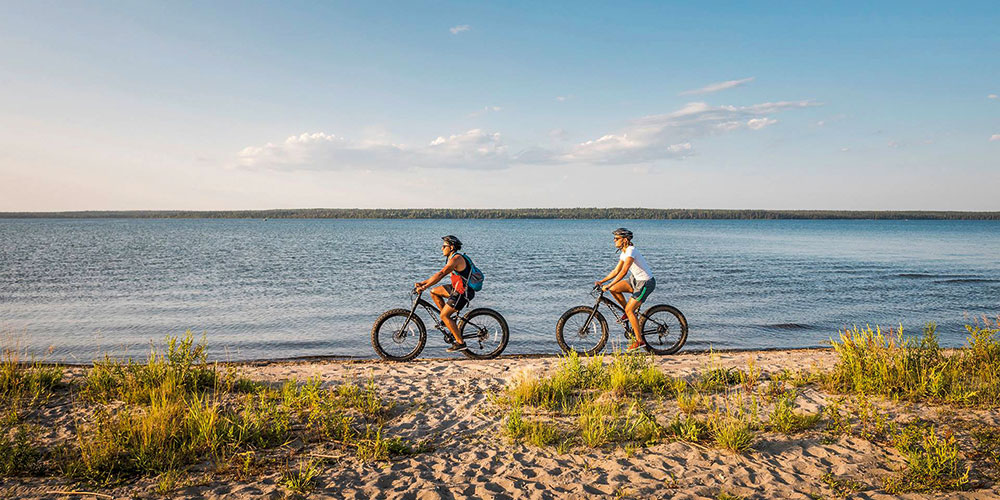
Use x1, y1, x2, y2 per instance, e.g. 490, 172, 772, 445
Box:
0, 1, 997, 211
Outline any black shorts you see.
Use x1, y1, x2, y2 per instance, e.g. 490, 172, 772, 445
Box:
443, 285, 475, 311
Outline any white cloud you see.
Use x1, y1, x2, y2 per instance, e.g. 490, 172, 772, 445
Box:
679, 77, 755, 96
888, 140, 900, 148
840, 147, 850, 152
527, 100, 817, 165
468, 105, 503, 117
240, 100, 818, 170
747, 117, 777, 130
991, 134, 1000, 142
989, 94, 998, 99
555, 95, 571, 102
449, 25, 471, 35
238, 129, 507, 171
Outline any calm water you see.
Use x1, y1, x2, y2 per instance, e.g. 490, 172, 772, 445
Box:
1, 219, 998, 362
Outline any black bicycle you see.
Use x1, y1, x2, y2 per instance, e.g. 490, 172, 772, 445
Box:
371, 288, 510, 361
555, 285, 687, 356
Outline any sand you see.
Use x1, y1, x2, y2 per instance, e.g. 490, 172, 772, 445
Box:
4, 349, 1000, 499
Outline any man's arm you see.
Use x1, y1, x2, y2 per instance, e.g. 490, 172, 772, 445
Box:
416, 255, 462, 291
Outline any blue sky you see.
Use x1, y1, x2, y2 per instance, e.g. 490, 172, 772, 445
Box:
1, 1, 997, 210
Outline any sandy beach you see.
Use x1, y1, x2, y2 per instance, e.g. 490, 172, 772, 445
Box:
4, 345, 1000, 500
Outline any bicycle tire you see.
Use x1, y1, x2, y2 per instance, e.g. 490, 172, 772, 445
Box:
638, 304, 687, 355
556, 306, 609, 356
459, 308, 509, 359
371, 308, 427, 361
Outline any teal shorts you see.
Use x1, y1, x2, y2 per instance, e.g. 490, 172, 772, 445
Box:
629, 276, 656, 304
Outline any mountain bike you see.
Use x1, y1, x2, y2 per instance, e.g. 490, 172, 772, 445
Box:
371, 288, 509, 361
555, 284, 687, 356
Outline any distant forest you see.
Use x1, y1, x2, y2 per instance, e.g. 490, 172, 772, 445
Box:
2, 208, 999, 220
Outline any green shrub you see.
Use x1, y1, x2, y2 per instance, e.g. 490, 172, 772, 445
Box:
0, 425, 42, 476
666, 415, 710, 443
710, 415, 756, 453
885, 425, 970, 493
767, 395, 821, 434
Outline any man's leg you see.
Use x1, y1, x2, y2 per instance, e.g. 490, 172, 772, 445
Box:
608, 280, 633, 309
429, 286, 449, 310
439, 304, 463, 344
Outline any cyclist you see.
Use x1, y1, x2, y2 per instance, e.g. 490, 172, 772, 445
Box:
595, 228, 656, 351
415, 235, 476, 352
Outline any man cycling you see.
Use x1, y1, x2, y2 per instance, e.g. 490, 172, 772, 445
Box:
595, 228, 656, 351
415, 235, 476, 352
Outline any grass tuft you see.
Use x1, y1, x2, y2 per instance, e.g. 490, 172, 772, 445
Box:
885, 424, 970, 493
767, 395, 821, 434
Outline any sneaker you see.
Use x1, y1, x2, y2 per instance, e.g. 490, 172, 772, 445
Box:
627, 340, 646, 352
446, 343, 468, 352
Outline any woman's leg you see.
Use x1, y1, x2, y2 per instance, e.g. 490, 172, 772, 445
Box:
607, 280, 633, 309
624, 298, 643, 346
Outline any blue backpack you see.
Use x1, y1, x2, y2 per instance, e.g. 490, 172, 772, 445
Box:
462, 254, 485, 291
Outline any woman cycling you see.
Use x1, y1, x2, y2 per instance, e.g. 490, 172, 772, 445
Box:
595, 228, 656, 351
415, 235, 476, 352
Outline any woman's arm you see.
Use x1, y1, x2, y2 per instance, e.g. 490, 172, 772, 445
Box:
416, 254, 463, 291
602, 257, 633, 290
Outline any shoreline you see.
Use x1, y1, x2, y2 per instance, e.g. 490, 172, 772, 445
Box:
32, 345, 838, 368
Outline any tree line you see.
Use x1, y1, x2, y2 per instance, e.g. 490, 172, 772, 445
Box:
2, 208, 999, 220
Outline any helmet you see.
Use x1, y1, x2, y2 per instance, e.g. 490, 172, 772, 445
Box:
441, 235, 462, 251
612, 228, 633, 240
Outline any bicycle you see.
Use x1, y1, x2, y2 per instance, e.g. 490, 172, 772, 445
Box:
371, 288, 510, 361
555, 284, 687, 356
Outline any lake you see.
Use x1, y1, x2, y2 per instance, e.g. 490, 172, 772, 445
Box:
1, 219, 997, 362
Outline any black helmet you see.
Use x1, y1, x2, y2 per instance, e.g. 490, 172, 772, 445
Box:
441, 235, 462, 251
612, 228, 633, 240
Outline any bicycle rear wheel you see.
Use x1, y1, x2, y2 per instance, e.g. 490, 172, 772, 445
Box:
556, 306, 609, 355
459, 308, 509, 359
638, 304, 687, 355
371, 309, 427, 361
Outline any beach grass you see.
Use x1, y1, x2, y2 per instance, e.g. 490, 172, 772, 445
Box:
6, 320, 1000, 497
0, 332, 417, 488
826, 320, 1000, 406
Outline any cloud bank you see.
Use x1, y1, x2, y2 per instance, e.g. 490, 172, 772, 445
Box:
679, 77, 755, 95
238, 100, 818, 170
449, 25, 471, 35
238, 130, 507, 170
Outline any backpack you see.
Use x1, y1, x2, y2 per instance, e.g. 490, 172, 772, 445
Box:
462, 254, 485, 291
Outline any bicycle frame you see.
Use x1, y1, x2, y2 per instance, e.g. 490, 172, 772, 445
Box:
582, 286, 650, 339
400, 289, 482, 343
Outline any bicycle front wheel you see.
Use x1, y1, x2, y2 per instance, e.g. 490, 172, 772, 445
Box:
638, 304, 687, 355
556, 306, 609, 355
371, 309, 427, 361
459, 308, 509, 359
